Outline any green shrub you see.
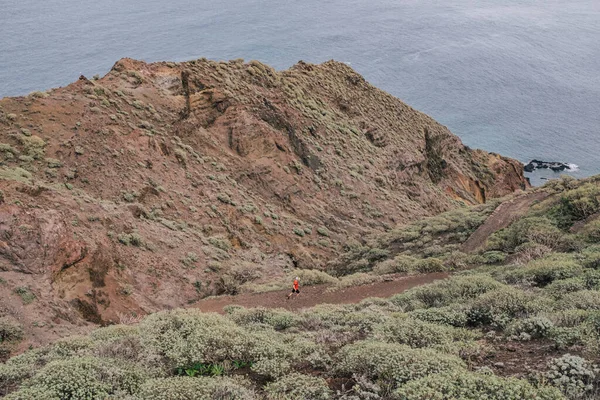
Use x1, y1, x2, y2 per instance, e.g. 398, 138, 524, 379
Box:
8, 356, 145, 399
373, 316, 479, 352
496, 254, 583, 287
514, 242, 553, 263
545, 278, 586, 298
329, 273, 380, 291
544, 354, 599, 398
391, 275, 503, 310
138, 310, 249, 369
579, 245, 600, 269
334, 341, 465, 394
291, 269, 338, 286
372, 255, 417, 275
180, 252, 199, 268
0, 318, 24, 343
394, 371, 564, 400
138, 309, 297, 378
481, 251, 507, 264
136, 376, 255, 400
552, 183, 600, 228
414, 257, 445, 273
226, 307, 297, 331
506, 316, 555, 340
13, 287, 35, 304
466, 287, 530, 327
316, 226, 330, 237
558, 290, 600, 310
582, 219, 600, 243
265, 373, 331, 400
117, 232, 144, 247
487, 217, 566, 252
408, 305, 469, 327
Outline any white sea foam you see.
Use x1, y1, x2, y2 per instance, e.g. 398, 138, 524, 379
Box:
567, 163, 579, 172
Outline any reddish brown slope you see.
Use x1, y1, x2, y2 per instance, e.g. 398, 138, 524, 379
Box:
0, 58, 527, 348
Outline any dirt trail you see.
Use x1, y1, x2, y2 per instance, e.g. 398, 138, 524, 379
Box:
193, 272, 449, 313
461, 191, 550, 253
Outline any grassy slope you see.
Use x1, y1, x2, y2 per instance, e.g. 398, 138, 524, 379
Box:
2, 175, 600, 399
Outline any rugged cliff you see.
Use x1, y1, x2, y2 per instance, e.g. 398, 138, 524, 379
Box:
0, 58, 527, 346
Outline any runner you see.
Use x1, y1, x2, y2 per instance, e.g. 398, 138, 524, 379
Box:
286, 277, 300, 299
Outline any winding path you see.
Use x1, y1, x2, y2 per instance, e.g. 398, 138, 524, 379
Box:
193, 272, 449, 313
461, 191, 550, 253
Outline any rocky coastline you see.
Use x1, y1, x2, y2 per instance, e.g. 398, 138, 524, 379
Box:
524, 159, 572, 173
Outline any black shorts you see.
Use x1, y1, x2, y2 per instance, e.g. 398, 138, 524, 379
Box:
291, 289, 300, 293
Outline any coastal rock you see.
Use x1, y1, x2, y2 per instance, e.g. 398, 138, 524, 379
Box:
524, 160, 571, 173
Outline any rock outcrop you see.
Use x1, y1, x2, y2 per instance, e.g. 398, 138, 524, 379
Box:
524, 160, 572, 173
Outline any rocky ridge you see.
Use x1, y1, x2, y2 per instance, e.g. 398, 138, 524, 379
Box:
0, 58, 527, 347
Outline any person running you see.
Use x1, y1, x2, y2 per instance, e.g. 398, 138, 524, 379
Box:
287, 277, 300, 299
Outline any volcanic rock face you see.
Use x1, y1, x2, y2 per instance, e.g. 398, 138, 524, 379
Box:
0, 58, 528, 346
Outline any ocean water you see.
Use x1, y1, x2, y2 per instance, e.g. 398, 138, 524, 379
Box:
1, 0, 599, 185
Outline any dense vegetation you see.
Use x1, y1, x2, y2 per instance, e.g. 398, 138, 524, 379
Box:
2, 176, 600, 399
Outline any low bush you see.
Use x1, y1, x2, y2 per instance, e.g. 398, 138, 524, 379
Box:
372, 316, 479, 352
394, 370, 564, 400
334, 341, 465, 395
328, 273, 380, 291
408, 305, 469, 327
558, 290, 600, 310
579, 245, 600, 269
544, 354, 600, 399
506, 316, 555, 340
581, 219, 600, 243
481, 251, 507, 264
265, 373, 331, 400
372, 255, 417, 275
497, 253, 583, 287
466, 287, 530, 328
544, 278, 586, 298
414, 257, 446, 273
136, 376, 255, 400
6, 356, 146, 400
290, 269, 338, 286
226, 307, 298, 331
391, 274, 503, 310
0, 318, 24, 343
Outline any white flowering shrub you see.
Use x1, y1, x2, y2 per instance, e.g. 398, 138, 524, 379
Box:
394, 371, 564, 399
136, 376, 256, 400
391, 275, 503, 310
139, 310, 252, 369
265, 372, 331, 400
545, 354, 600, 398
299, 304, 388, 335
466, 287, 530, 328
334, 341, 465, 394
90, 324, 139, 342
507, 316, 555, 340
7, 356, 146, 399
372, 316, 479, 352
408, 305, 469, 327
226, 307, 298, 331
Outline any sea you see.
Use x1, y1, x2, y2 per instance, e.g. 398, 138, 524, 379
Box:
1, 0, 599, 186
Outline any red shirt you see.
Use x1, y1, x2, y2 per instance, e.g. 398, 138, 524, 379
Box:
293, 279, 299, 290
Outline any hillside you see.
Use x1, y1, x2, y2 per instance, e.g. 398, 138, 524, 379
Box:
2, 176, 600, 399
0, 58, 527, 347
